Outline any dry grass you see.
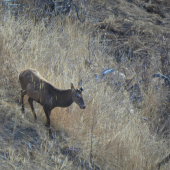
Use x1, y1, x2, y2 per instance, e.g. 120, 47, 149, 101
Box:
1, 0, 170, 169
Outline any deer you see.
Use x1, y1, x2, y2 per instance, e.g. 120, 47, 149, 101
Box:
19, 68, 86, 138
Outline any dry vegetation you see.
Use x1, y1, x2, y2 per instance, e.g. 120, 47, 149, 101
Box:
1, 0, 170, 169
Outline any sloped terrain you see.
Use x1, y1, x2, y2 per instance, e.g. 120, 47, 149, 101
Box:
0, 0, 170, 169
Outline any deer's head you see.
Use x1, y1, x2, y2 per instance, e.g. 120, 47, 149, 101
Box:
71, 80, 86, 109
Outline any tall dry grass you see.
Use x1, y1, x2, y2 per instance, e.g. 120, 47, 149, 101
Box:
0, 4, 170, 170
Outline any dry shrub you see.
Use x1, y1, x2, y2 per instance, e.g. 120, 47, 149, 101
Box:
1, 1, 170, 169
143, 76, 170, 135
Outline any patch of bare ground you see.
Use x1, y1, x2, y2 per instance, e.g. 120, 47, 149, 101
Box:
1, 0, 170, 169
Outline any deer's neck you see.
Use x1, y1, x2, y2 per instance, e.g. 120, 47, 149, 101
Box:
53, 89, 73, 108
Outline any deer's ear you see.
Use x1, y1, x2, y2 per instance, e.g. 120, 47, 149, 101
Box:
78, 80, 82, 87
71, 83, 75, 90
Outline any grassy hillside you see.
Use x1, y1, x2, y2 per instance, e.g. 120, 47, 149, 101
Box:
0, 0, 170, 169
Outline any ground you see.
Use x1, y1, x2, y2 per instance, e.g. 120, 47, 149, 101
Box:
0, 0, 170, 169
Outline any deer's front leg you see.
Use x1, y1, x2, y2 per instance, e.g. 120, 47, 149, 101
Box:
44, 107, 53, 139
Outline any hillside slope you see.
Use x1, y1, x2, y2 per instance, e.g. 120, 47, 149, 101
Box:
0, 0, 170, 169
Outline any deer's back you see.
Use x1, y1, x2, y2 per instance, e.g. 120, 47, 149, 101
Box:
19, 69, 55, 103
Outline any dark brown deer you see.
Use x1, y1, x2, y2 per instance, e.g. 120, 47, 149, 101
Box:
19, 69, 86, 138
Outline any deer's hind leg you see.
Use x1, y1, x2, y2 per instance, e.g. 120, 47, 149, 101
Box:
28, 97, 37, 120
21, 90, 27, 113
